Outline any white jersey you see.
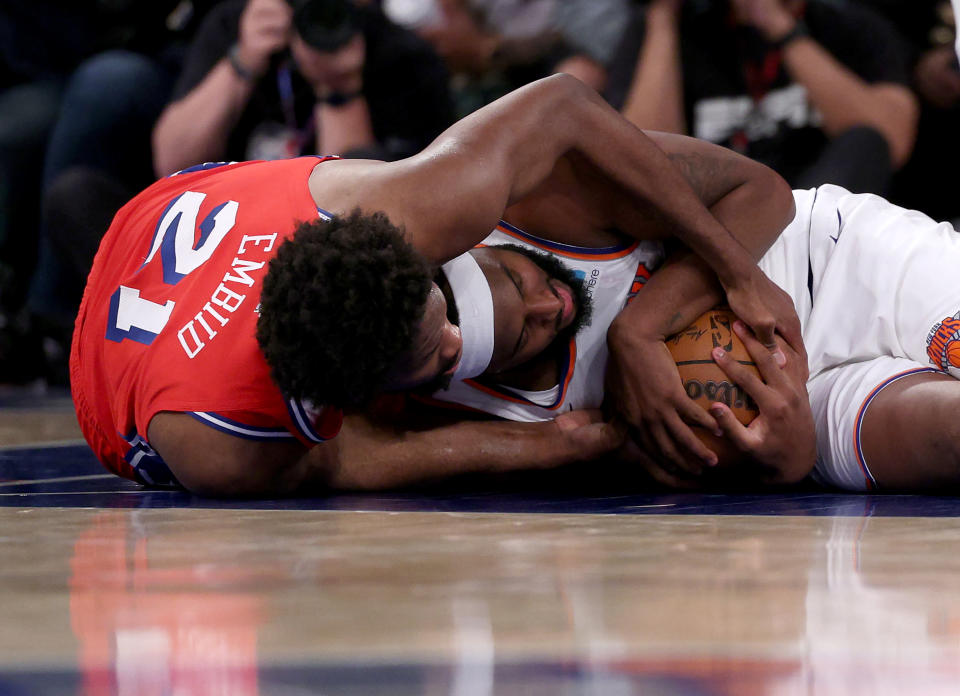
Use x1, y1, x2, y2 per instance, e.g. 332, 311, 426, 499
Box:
431, 221, 665, 420
759, 184, 960, 383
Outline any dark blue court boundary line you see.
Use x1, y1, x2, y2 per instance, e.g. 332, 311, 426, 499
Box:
0, 659, 751, 696
3, 444, 960, 517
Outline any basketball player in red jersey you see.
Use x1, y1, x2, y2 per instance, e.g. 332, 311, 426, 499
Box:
72, 75, 802, 496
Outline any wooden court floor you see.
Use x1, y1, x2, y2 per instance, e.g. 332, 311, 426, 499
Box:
2, 389, 960, 694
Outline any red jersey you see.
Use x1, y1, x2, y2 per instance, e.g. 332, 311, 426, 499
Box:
70, 158, 343, 485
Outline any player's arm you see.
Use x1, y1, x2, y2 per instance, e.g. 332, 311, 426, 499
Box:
318, 409, 622, 491
606, 148, 802, 476
617, 131, 801, 343
503, 131, 786, 247
147, 411, 310, 497
318, 74, 790, 348
146, 409, 622, 496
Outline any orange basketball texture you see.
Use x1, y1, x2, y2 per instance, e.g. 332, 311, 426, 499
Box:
666, 308, 760, 466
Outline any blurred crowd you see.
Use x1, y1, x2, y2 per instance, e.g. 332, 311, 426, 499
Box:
1, 0, 958, 388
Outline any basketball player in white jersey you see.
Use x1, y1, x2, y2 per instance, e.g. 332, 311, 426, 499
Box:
425, 181, 960, 492
329, 133, 816, 490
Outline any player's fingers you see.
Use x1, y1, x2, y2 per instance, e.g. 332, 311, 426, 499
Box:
676, 396, 720, 434
663, 413, 719, 470
745, 309, 778, 354
712, 344, 768, 395
777, 313, 807, 366
709, 402, 760, 453
627, 423, 656, 459
732, 321, 789, 387
649, 420, 705, 476
623, 429, 704, 488
643, 455, 703, 489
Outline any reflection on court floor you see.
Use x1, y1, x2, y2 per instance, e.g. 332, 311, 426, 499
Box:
2, 398, 960, 694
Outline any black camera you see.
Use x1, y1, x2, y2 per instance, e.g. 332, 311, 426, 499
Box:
288, 0, 363, 52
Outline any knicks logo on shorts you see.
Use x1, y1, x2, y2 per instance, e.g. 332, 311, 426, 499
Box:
926, 314, 960, 370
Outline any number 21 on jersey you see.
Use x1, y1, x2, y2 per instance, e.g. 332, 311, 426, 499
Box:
106, 191, 237, 345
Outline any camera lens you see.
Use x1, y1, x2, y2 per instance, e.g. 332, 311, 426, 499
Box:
291, 0, 362, 52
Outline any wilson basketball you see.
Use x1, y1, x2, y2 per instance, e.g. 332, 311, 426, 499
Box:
666, 307, 760, 466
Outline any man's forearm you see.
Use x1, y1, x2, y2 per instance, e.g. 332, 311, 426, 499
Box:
554, 77, 757, 284
315, 411, 616, 491
153, 60, 255, 176
622, 2, 686, 133
416, 75, 756, 279
610, 159, 795, 341
781, 38, 918, 167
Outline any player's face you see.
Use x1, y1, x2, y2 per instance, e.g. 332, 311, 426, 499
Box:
386, 283, 463, 392
473, 248, 578, 373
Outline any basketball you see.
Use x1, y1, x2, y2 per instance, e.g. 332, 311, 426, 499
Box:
666, 307, 760, 466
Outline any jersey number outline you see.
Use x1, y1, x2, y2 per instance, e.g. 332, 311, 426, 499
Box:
106, 191, 238, 345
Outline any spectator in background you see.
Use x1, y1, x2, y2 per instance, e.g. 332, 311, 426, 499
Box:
153, 0, 454, 177
0, 1, 216, 386
19, 2, 219, 387
853, 0, 960, 223
606, 0, 919, 196
0, 2, 103, 364
384, 0, 629, 116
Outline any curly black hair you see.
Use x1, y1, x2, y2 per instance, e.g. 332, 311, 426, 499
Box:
256, 210, 432, 408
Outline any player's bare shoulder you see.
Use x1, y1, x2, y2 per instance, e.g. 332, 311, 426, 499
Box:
306, 154, 500, 264
308, 158, 395, 214
307, 158, 434, 237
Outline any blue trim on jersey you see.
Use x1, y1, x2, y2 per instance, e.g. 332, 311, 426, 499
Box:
188, 412, 295, 441
496, 219, 632, 256
121, 428, 180, 487
169, 161, 237, 177
316, 206, 334, 220
286, 399, 331, 444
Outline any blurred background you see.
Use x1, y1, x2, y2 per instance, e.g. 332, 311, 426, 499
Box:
1, 0, 956, 391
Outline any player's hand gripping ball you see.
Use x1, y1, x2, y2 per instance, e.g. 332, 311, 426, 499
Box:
667, 307, 760, 466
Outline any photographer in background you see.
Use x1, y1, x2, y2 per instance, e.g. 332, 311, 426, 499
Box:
853, 0, 960, 223
606, 0, 918, 196
152, 0, 455, 176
